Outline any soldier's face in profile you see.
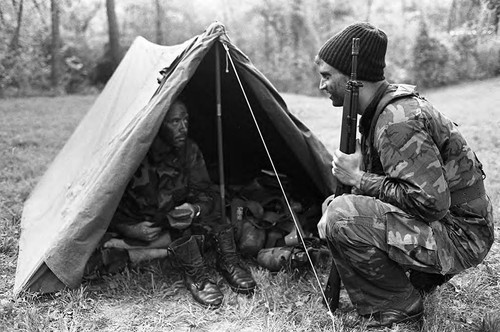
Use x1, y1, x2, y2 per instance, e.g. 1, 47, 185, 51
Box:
161, 102, 189, 148
316, 58, 349, 107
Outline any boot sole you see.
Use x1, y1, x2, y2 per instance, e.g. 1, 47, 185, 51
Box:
196, 301, 223, 308
366, 310, 424, 328
191, 295, 223, 308
230, 285, 255, 295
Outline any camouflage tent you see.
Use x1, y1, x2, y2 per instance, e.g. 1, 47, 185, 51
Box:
14, 22, 334, 295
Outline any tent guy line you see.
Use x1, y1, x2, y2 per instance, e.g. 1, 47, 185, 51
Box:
221, 39, 336, 328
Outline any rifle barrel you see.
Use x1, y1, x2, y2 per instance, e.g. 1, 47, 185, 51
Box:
326, 37, 362, 312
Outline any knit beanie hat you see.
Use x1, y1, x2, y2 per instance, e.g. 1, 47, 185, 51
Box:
318, 22, 387, 82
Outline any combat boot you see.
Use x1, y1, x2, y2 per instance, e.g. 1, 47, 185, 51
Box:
215, 226, 257, 294
409, 269, 454, 294
169, 235, 223, 307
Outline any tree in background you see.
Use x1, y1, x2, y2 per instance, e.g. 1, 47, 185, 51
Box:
106, 0, 121, 69
1, 0, 48, 95
447, 0, 482, 32
62, 0, 101, 92
90, 0, 123, 86
9, 0, 24, 51
154, 0, 165, 45
484, 0, 500, 33
50, 0, 61, 92
247, 0, 324, 95
65, 0, 102, 47
0, 0, 499, 96
412, 20, 450, 88
119, 1, 207, 47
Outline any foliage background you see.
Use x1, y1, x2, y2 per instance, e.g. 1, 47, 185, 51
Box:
1, 0, 500, 97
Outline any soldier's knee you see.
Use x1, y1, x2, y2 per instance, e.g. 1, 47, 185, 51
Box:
325, 195, 364, 245
326, 194, 357, 222
323, 196, 350, 239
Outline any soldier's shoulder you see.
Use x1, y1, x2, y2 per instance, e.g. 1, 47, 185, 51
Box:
378, 97, 421, 127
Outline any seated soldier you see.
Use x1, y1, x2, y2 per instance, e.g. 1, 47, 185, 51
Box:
88, 99, 256, 307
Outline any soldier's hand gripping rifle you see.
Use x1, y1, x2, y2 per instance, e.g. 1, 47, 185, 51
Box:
324, 37, 363, 313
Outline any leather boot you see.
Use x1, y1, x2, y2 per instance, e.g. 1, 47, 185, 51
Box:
364, 290, 424, 328
215, 226, 257, 294
409, 269, 454, 294
169, 235, 223, 307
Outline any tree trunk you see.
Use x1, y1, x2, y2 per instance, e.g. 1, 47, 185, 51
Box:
291, 0, 302, 56
10, 0, 24, 50
447, 0, 457, 32
154, 0, 164, 44
486, 3, 500, 34
50, 0, 61, 90
0, 5, 7, 27
494, 8, 500, 34
31, 0, 48, 28
106, 0, 121, 68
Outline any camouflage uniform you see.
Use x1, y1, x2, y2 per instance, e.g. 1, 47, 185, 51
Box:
110, 136, 216, 235
324, 84, 494, 315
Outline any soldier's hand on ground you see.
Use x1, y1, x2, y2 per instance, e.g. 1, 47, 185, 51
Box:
332, 140, 364, 188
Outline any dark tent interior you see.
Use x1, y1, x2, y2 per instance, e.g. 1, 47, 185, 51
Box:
176, 43, 327, 224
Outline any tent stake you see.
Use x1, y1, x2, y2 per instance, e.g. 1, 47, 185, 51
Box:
215, 41, 227, 224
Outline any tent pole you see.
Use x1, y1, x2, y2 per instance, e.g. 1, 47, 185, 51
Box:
215, 41, 227, 224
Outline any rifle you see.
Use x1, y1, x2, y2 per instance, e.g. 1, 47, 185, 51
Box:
324, 37, 363, 313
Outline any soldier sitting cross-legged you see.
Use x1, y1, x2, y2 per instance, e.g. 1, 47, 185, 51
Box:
85, 99, 256, 308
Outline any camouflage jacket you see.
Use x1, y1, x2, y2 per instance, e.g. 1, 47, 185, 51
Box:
110, 137, 214, 229
358, 84, 489, 222
353, 84, 494, 271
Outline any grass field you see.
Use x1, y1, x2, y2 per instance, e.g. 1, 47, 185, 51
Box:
1, 78, 500, 331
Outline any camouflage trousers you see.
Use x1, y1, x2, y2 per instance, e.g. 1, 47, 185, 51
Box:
324, 194, 494, 315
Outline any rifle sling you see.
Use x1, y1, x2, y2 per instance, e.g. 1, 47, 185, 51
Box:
364, 85, 418, 173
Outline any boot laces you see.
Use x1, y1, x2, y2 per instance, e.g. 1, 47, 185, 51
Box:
184, 257, 213, 284
216, 233, 243, 267
221, 251, 241, 266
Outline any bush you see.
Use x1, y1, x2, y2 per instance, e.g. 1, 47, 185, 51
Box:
412, 22, 450, 88
0, 46, 50, 96
476, 36, 500, 76
0, 41, 99, 97
411, 21, 500, 89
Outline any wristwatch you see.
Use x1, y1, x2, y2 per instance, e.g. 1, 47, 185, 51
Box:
193, 204, 201, 218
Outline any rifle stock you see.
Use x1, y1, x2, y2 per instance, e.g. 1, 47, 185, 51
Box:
324, 37, 363, 313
